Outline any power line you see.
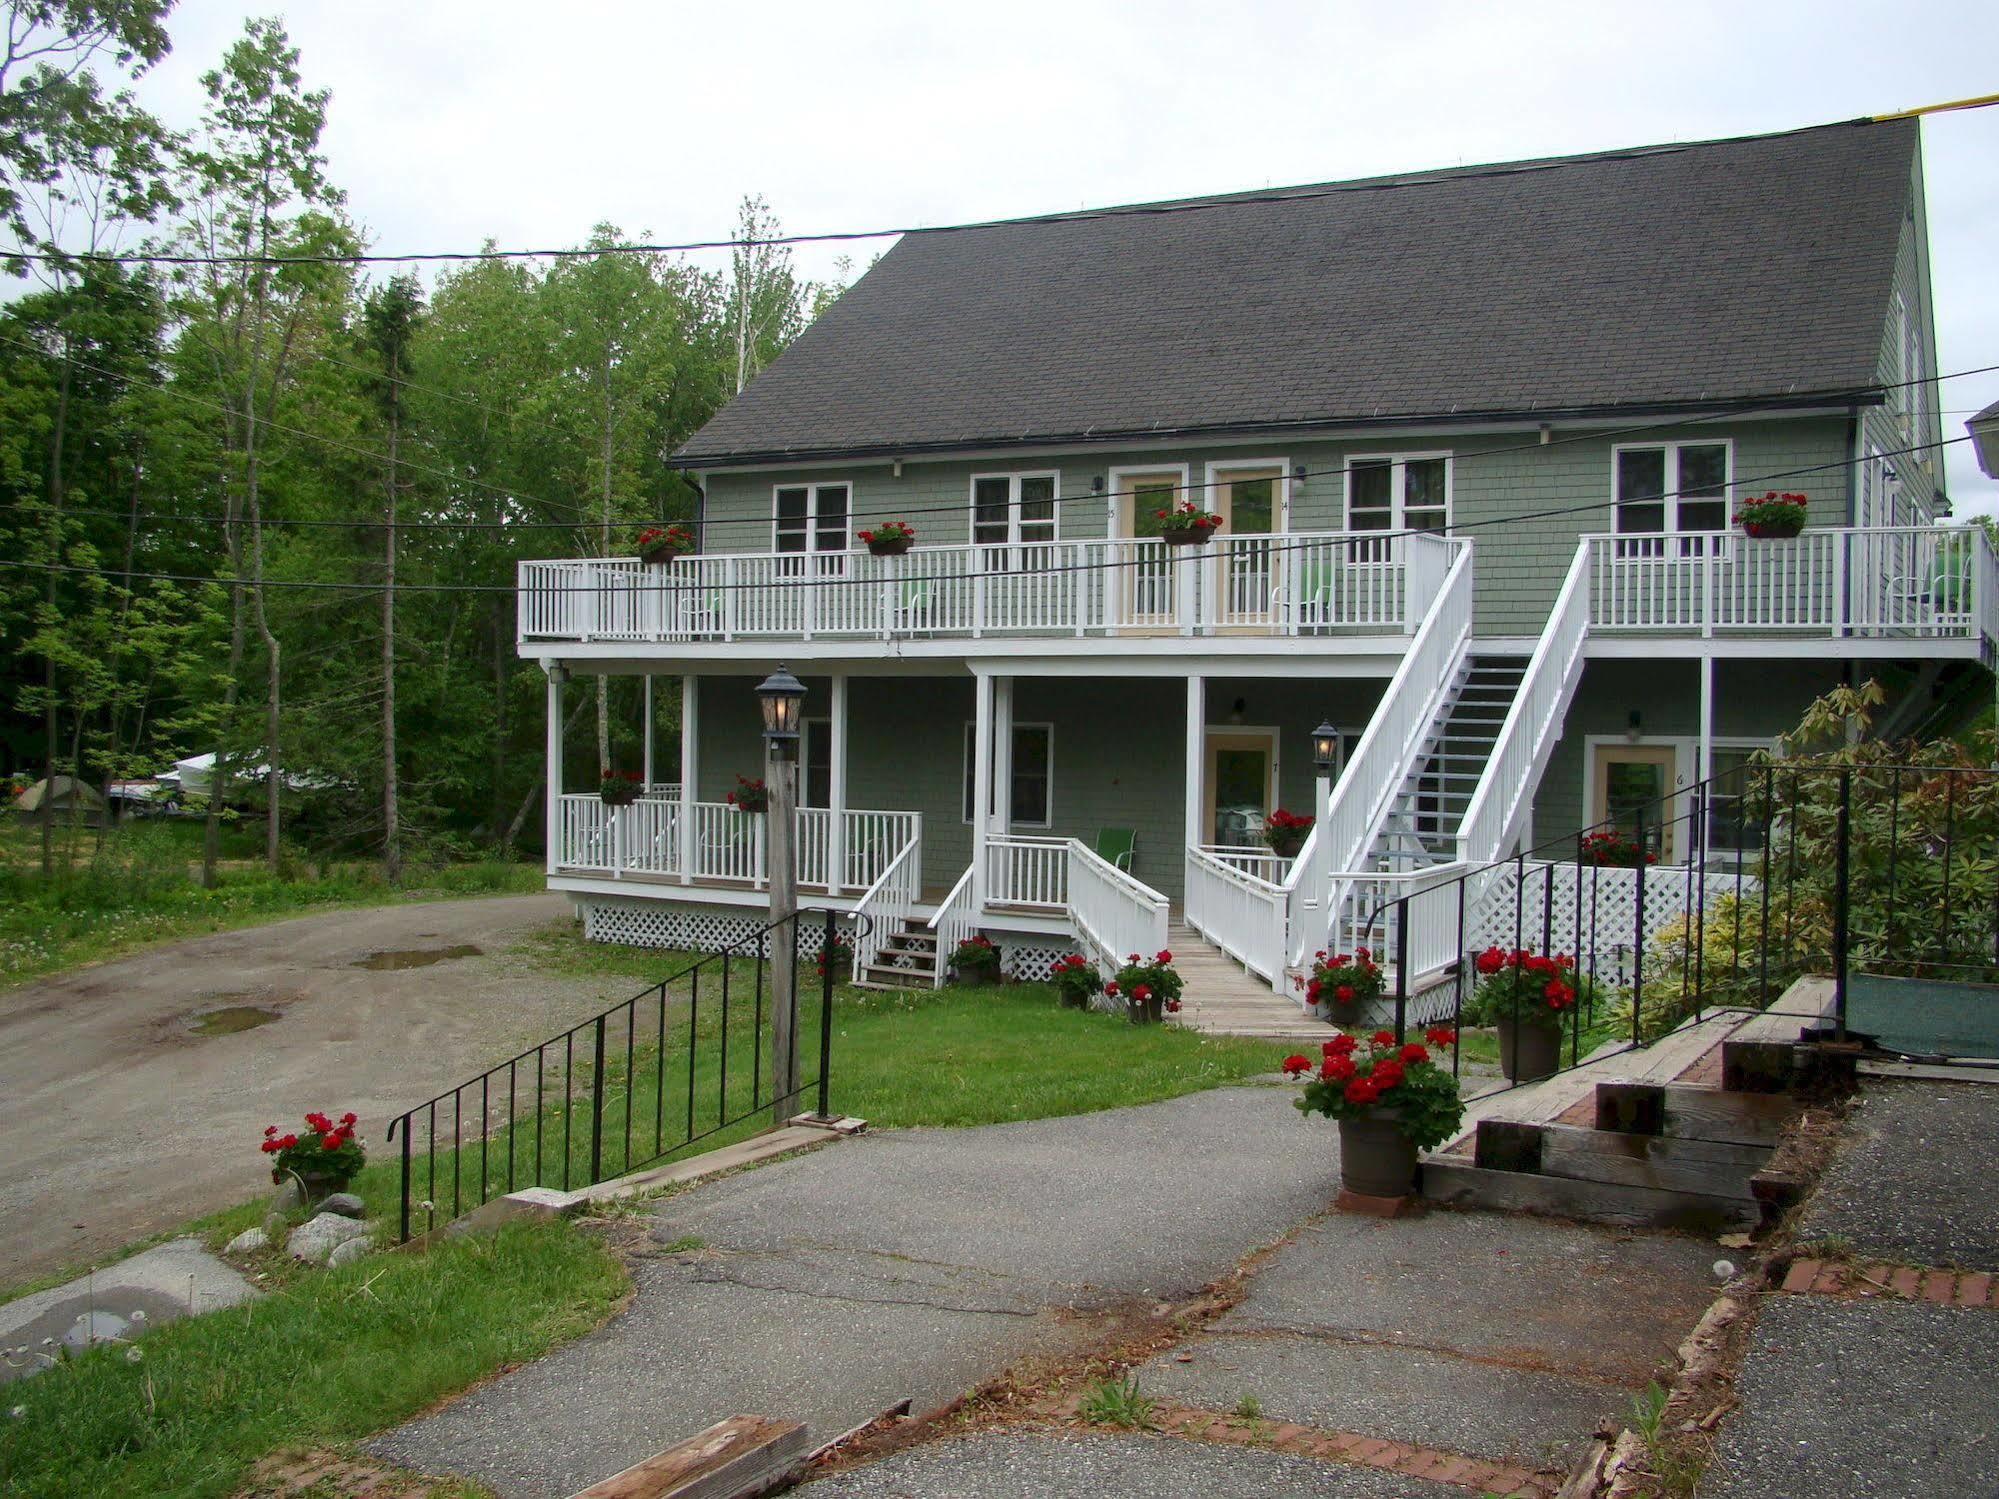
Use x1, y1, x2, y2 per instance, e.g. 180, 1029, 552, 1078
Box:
0, 432, 1972, 598
4, 331, 1988, 539
8, 114, 1986, 271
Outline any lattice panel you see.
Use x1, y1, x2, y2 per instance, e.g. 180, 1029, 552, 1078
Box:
578, 897, 846, 957
1000, 941, 1069, 985
1470, 861, 1752, 978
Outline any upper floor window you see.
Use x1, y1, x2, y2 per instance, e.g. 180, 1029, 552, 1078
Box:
971, 473, 1058, 549
1613, 441, 1731, 547
774, 483, 850, 556
1346, 455, 1450, 534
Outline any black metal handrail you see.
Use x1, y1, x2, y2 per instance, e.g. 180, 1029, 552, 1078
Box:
1362, 759, 1999, 1089
385, 906, 850, 1242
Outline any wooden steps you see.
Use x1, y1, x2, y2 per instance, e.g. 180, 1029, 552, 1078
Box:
1166, 921, 1329, 1041
853, 919, 939, 989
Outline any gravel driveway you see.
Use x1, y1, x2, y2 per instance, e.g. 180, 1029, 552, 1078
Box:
0, 892, 625, 1288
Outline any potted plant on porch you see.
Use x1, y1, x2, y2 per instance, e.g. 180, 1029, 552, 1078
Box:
600, 768, 642, 806
1050, 953, 1103, 1009
948, 934, 1002, 984
857, 520, 917, 557
1578, 829, 1656, 868
636, 523, 695, 564
1464, 945, 1581, 1082
1107, 949, 1183, 1024
1285, 1028, 1463, 1199
724, 775, 769, 813
1300, 947, 1382, 1026
1263, 807, 1314, 860
1153, 501, 1225, 545
1734, 491, 1808, 539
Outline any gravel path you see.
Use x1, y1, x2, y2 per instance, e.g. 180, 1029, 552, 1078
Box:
0, 892, 621, 1287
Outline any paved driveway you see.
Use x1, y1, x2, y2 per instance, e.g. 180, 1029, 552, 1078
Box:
0, 893, 624, 1287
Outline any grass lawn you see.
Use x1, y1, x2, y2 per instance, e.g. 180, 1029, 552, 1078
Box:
0, 1220, 626, 1499
0, 818, 541, 992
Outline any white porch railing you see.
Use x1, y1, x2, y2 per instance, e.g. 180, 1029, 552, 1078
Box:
985, 834, 1070, 910
1069, 841, 1171, 974
1454, 541, 1591, 866
1286, 540, 1476, 967
556, 795, 918, 891
852, 836, 921, 975
518, 530, 1456, 645
926, 865, 978, 989
1586, 524, 1998, 642
1185, 847, 1287, 982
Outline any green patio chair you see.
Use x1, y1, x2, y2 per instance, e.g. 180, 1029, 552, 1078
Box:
1094, 827, 1136, 874
896, 575, 935, 633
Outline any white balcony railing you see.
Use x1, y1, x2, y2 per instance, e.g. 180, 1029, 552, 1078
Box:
556, 795, 918, 892
518, 531, 1458, 645
1586, 525, 1998, 641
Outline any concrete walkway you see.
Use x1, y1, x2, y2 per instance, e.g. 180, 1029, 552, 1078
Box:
0, 892, 619, 1287
1704, 1079, 1999, 1498
374, 1084, 1725, 1498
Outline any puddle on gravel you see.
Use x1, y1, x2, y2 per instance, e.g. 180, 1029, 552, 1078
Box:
189, 1004, 281, 1036
350, 944, 482, 971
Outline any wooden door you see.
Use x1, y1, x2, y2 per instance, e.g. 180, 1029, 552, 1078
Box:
1591, 743, 1679, 863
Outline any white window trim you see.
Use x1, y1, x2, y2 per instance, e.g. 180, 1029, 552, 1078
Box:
1106, 462, 1192, 537
1203, 458, 1294, 533
961, 719, 1054, 828
1342, 451, 1453, 533
968, 471, 1063, 546
1608, 439, 1735, 535
771, 481, 852, 554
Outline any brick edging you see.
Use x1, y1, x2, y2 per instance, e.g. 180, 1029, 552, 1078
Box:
1779, 1257, 1997, 1308
1038, 1395, 1556, 1497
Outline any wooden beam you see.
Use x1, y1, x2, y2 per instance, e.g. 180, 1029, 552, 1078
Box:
1477, 1120, 1766, 1199
1421, 1159, 1757, 1232
566, 1414, 810, 1499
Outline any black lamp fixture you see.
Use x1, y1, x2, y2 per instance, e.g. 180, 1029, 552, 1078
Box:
756, 665, 807, 754
1312, 720, 1340, 776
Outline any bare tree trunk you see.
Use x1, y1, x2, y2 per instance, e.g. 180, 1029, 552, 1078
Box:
381, 363, 401, 883
503, 693, 589, 854
40, 353, 73, 876
204, 488, 247, 888
596, 355, 613, 776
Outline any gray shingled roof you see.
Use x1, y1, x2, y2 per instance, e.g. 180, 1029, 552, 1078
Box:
677, 121, 1917, 467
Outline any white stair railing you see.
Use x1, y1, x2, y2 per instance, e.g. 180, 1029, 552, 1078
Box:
852, 836, 921, 976
1068, 841, 1171, 974
926, 865, 978, 989
1286, 539, 1475, 968
1455, 540, 1591, 866
1185, 847, 1287, 982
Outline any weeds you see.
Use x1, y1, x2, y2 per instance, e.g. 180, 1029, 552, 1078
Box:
1078, 1374, 1155, 1429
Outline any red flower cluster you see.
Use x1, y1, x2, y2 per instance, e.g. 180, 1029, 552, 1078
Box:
857, 520, 917, 544
1472, 947, 1580, 1012
1265, 808, 1314, 832
601, 768, 641, 784
1284, 1029, 1447, 1108
1153, 500, 1224, 531
724, 774, 769, 812
261, 1110, 358, 1155
636, 523, 694, 552
1579, 829, 1656, 867
1302, 946, 1381, 1009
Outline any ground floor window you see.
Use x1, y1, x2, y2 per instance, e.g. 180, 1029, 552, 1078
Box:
962, 722, 1052, 826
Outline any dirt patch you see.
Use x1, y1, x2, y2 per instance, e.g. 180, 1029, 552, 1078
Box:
350, 944, 483, 971
189, 1004, 282, 1036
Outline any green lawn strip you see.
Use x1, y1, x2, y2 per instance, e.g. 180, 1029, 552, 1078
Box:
0, 817, 542, 992
0, 1220, 626, 1499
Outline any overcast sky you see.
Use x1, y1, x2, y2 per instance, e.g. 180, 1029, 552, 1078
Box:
139, 0, 1999, 512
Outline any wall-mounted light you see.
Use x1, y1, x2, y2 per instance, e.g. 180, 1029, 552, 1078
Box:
892, 459, 903, 478
1625, 709, 1643, 744
1092, 475, 1105, 493
1292, 464, 1307, 483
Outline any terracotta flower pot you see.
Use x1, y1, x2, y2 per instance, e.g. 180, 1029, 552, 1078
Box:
1337, 1113, 1419, 1198
1160, 528, 1213, 547
866, 536, 914, 557
1496, 1015, 1562, 1082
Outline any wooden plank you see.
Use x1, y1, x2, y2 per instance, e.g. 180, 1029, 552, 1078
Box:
567, 1414, 810, 1499
1534, 1124, 1765, 1199
1420, 1159, 1758, 1232
1658, 1084, 1798, 1146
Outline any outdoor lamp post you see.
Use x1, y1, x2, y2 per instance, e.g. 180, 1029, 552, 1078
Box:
757, 665, 806, 1123
1312, 719, 1340, 822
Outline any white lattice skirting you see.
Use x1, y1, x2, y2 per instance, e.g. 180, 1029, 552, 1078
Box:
578, 897, 850, 956
1470, 861, 1752, 981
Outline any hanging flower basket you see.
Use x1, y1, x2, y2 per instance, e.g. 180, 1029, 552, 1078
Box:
637, 524, 695, 564
1263, 808, 1314, 860
1735, 492, 1808, 540
600, 769, 642, 806
859, 520, 916, 557
724, 775, 768, 813
1284, 1028, 1463, 1198
1155, 501, 1225, 546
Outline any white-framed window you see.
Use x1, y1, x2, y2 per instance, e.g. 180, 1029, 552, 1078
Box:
1345, 454, 1451, 534
961, 721, 1053, 827
1705, 744, 1775, 857
773, 482, 850, 559
970, 472, 1059, 554
1611, 440, 1732, 556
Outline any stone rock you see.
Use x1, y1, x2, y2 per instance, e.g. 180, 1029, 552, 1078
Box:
319, 1192, 365, 1219
287, 1211, 371, 1265
223, 1227, 269, 1257
326, 1237, 373, 1269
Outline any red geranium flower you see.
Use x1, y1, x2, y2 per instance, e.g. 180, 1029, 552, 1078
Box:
1155, 950, 1173, 964
1343, 1076, 1378, 1105
1399, 1042, 1429, 1064
1132, 984, 1151, 1001
1282, 1054, 1310, 1075
1371, 1030, 1396, 1047
1325, 1033, 1357, 1056
1424, 1025, 1457, 1047
1474, 946, 1506, 975
1323, 1055, 1357, 1082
